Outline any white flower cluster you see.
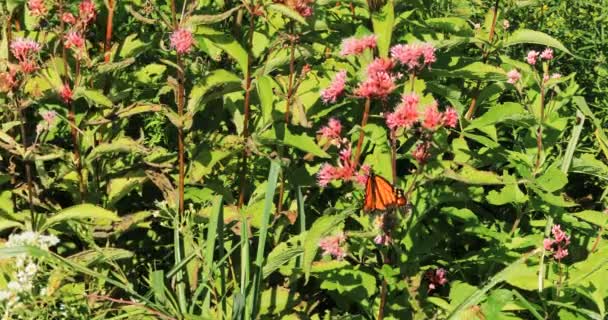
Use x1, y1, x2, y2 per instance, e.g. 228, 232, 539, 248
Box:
5, 231, 59, 250
0, 231, 59, 316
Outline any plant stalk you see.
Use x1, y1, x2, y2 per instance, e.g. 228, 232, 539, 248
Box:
170, 0, 186, 216
17, 106, 36, 230
535, 79, 546, 173
237, 13, 256, 208
464, 0, 500, 120
353, 97, 371, 168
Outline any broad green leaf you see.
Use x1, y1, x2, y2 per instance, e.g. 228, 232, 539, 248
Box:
185, 5, 242, 26
319, 267, 377, 304
263, 244, 303, 279
196, 27, 248, 73
535, 166, 568, 193
371, 0, 394, 58
573, 210, 608, 228
187, 69, 241, 115
73, 88, 113, 107
436, 62, 507, 81
487, 183, 528, 205
504, 29, 571, 55
134, 63, 167, 84
441, 207, 478, 224
303, 213, 347, 282
425, 17, 473, 35
107, 170, 147, 207
256, 75, 275, 124
42, 204, 120, 230
530, 187, 576, 207
68, 248, 134, 265
444, 165, 503, 185
0, 220, 23, 232
466, 102, 527, 131
87, 137, 147, 162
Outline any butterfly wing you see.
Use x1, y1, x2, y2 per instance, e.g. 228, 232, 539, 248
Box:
364, 174, 397, 212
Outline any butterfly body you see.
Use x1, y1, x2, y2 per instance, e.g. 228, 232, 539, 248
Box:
363, 173, 407, 212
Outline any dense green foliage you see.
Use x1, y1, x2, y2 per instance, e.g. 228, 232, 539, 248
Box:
1, 0, 608, 319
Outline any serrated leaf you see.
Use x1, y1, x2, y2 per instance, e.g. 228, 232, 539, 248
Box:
256, 75, 275, 124
107, 170, 147, 207
573, 210, 608, 228
535, 166, 568, 193
504, 29, 571, 55
436, 62, 507, 81
487, 183, 528, 205
444, 165, 503, 185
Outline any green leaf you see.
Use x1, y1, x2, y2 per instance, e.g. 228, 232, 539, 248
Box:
436, 62, 507, 81
42, 204, 120, 230
425, 17, 473, 35
303, 213, 348, 282
487, 183, 528, 205
0, 220, 23, 232
448, 248, 542, 319
441, 207, 479, 225
185, 5, 243, 26
73, 88, 113, 107
134, 63, 167, 84
86, 137, 147, 162
504, 29, 571, 55
573, 210, 608, 228
466, 102, 527, 130
263, 244, 303, 279
267, 4, 308, 25
371, 0, 394, 58
256, 75, 275, 124
107, 170, 147, 207
68, 248, 134, 265
530, 186, 576, 207
187, 69, 241, 116
535, 166, 568, 193
196, 27, 248, 73
444, 165, 503, 185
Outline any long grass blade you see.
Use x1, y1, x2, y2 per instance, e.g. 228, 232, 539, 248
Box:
250, 161, 281, 318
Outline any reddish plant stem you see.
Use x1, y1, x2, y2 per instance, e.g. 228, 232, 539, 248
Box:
591, 223, 605, 253
377, 251, 390, 320
353, 98, 371, 168
464, 0, 500, 120
237, 15, 256, 208
17, 106, 36, 229
276, 33, 298, 215
170, 0, 186, 216
58, 0, 85, 201
103, 0, 115, 63
535, 79, 545, 173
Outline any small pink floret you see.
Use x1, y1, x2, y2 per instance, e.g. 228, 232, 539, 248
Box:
170, 28, 194, 54
340, 35, 377, 56
320, 70, 347, 103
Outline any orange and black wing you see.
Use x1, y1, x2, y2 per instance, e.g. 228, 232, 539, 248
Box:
364, 174, 398, 212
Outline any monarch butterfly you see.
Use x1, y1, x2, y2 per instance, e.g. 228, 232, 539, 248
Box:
363, 173, 407, 212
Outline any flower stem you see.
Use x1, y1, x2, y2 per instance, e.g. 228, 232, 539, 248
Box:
169, 0, 186, 215
535, 79, 546, 174
237, 13, 256, 208
464, 0, 500, 120
17, 106, 36, 230
353, 98, 371, 168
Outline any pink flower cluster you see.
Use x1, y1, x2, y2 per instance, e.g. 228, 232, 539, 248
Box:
318, 118, 343, 145
317, 146, 369, 187
340, 35, 377, 56
274, 0, 313, 17
64, 32, 85, 49
390, 42, 436, 71
507, 69, 521, 84
426, 268, 448, 292
79, 0, 96, 24
59, 84, 73, 103
385, 93, 459, 132
527, 48, 554, 65
10, 38, 42, 73
27, 0, 47, 17
319, 232, 347, 260
320, 70, 347, 103
412, 141, 431, 164
170, 28, 195, 54
543, 224, 570, 260
354, 57, 398, 99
